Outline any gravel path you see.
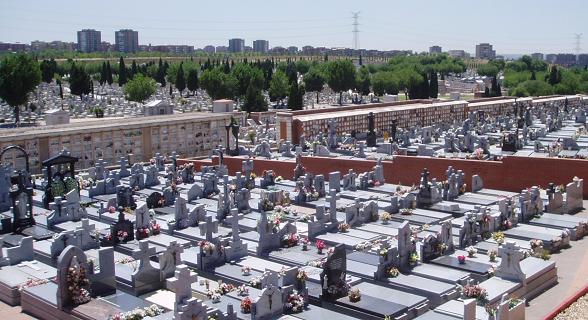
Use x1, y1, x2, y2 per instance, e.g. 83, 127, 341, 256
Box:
555, 293, 588, 320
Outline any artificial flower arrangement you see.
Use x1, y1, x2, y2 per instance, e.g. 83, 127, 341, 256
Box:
109, 304, 164, 320
435, 243, 448, 255
17, 278, 49, 291
241, 266, 252, 276
481, 214, 491, 227
260, 198, 275, 211
300, 237, 309, 250
240, 296, 253, 313
300, 213, 312, 222
348, 287, 361, 303
502, 219, 513, 230
307, 259, 325, 268
355, 241, 372, 252
285, 290, 306, 313
117, 230, 129, 242
458, 255, 466, 264
209, 292, 221, 303
488, 249, 498, 262
137, 227, 150, 239
466, 246, 477, 258
275, 176, 283, 182
237, 284, 249, 296
367, 179, 381, 187
409, 252, 419, 265
461, 283, 488, 303
199, 241, 217, 255
108, 206, 117, 214
296, 270, 309, 284
151, 221, 161, 235
67, 263, 91, 305
400, 208, 413, 215
380, 212, 392, 223
249, 277, 261, 289
282, 233, 299, 248
492, 231, 505, 244
387, 267, 400, 278
315, 240, 326, 254
338, 223, 350, 233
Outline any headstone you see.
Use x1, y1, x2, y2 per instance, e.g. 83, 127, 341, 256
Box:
496, 242, 525, 282
329, 172, 341, 192
320, 244, 348, 300
159, 241, 184, 279
168, 265, 207, 320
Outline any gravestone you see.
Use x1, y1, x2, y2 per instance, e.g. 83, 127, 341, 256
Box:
187, 184, 203, 202
119, 157, 130, 178
342, 169, 357, 191
117, 186, 136, 209
366, 112, 377, 147
56, 245, 91, 310
144, 165, 159, 187
496, 242, 525, 283
329, 172, 341, 192
313, 175, 326, 197
168, 265, 208, 320
320, 244, 348, 300
252, 284, 283, 320
132, 240, 163, 295
472, 175, 484, 193
159, 241, 184, 279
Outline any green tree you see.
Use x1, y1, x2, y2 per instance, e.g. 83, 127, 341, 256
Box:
99, 61, 107, 85
548, 65, 561, 86
130, 60, 138, 79
231, 63, 264, 97
429, 71, 438, 98
175, 62, 186, 96
69, 63, 92, 100
106, 61, 113, 85
40, 59, 56, 83
269, 70, 290, 103
124, 74, 156, 103
0, 54, 41, 123
287, 81, 305, 110
243, 81, 268, 112
118, 57, 127, 86
295, 60, 310, 75
186, 68, 199, 96
303, 67, 326, 104
200, 68, 237, 100
326, 60, 356, 105
371, 72, 399, 96
356, 66, 371, 96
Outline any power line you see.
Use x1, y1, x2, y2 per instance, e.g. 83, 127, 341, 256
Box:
352, 12, 360, 50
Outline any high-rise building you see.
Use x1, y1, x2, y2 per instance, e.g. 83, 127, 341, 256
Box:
253, 40, 269, 53
475, 43, 496, 59
228, 38, 245, 53
429, 45, 442, 54
216, 46, 228, 53
77, 29, 101, 53
115, 29, 139, 53
531, 53, 544, 61
203, 45, 216, 54
448, 50, 467, 59
545, 54, 557, 64
288, 46, 298, 54
578, 54, 588, 67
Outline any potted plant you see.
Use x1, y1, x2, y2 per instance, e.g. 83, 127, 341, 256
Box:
380, 212, 392, 224
315, 240, 326, 254
240, 296, 252, 313
241, 266, 251, 276
348, 288, 361, 303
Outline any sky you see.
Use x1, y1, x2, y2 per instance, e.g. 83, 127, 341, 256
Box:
0, 0, 586, 54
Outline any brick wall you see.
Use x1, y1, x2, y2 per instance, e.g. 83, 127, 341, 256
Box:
179, 155, 588, 199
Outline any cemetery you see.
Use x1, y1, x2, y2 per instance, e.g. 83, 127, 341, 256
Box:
0, 118, 586, 320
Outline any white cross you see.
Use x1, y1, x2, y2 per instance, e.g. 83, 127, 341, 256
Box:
17, 260, 41, 271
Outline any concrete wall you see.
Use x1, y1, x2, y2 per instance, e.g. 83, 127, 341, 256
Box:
178, 155, 588, 199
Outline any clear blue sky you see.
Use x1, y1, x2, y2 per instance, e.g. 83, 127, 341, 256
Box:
0, 0, 586, 54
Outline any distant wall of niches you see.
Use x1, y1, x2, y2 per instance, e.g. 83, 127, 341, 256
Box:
179, 155, 588, 199
274, 95, 587, 144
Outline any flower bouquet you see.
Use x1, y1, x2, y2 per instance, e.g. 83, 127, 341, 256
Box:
338, 223, 350, 233
240, 296, 253, 313
458, 255, 466, 264
380, 212, 392, 224
461, 284, 488, 303
296, 270, 308, 285
488, 249, 497, 262
241, 266, 252, 276
466, 246, 477, 258
387, 267, 400, 278
286, 290, 305, 313
151, 222, 161, 235
300, 237, 309, 250
315, 240, 326, 254
237, 284, 249, 296
400, 208, 413, 215
199, 241, 216, 255
409, 252, 419, 266
348, 288, 361, 303
117, 230, 128, 242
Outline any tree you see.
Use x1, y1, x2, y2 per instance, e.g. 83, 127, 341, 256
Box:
69, 63, 92, 100
326, 60, 356, 105
40, 59, 56, 83
200, 68, 237, 100
99, 61, 107, 85
371, 72, 399, 96
356, 66, 371, 96
484, 86, 490, 97
118, 57, 127, 86
303, 67, 326, 104
548, 65, 561, 86
295, 60, 310, 75
124, 74, 157, 103
106, 61, 113, 85
269, 70, 290, 104
186, 68, 199, 96
476, 63, 500, 78
130, 60, 138, 79
243, 81, 267, 112
287, 81, 304, 110
175, 62, 186, 96
429, 71, 438, 98
231, 63, 264, 97
0, 54, 41, 123
491, 76, 501, 96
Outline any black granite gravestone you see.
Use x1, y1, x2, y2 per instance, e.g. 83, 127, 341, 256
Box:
320, 244, 348, 301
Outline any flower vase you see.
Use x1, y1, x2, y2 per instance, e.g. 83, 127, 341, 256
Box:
382, 220, 389, 225
302, 244, 308, 251
118, 236, 125, 242
317, 248, 323, 254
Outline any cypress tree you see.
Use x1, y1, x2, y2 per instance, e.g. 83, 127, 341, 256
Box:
130, 60, 138, 79
106, 61, 113, 85
175, 62, 186, 96
491, 77, 500, 96
530, 70, 536, 81
548, 65, 559, 85
118, 57, 127, 86
484, 87, 490, 97
99, 62, 107, 85
429, 71, 438, 98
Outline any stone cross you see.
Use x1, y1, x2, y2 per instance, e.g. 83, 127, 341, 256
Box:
496, 241, 525, 282
198, 216, 218, 242
228, 208, 240, 242
17, 260, 41, 271
76, 219, 96, 249
260, 269, 279, 288
326, 189, 339, 223
132, 240, 156, 270
169, 265, 198, 304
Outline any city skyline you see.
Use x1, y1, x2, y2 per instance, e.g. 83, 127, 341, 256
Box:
0, 0, 587, 54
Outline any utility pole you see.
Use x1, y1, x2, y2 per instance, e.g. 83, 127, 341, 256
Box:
352, 12, 360, 51
574, 33, 583, 63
